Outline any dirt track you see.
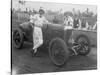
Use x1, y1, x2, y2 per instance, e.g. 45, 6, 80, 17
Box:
12, 42, 97, 74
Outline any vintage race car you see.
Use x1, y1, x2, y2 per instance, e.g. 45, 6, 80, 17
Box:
13, 21, 97, 66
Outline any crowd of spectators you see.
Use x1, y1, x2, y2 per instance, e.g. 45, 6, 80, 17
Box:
63, 15, 97, 30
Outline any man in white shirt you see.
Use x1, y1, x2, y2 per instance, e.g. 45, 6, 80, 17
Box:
64, 15, 73, 30
64, 15, 74, 46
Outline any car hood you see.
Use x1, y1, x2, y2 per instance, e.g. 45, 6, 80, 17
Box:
47, 24, 65, 31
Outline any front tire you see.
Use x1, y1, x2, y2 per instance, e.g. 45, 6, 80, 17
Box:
13, 29, 24, 49
49, 38, 69, 66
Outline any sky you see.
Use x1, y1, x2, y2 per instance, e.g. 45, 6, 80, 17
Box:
12, 0, 97, 14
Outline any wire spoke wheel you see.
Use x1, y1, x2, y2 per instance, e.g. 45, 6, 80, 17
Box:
75, 35, 91, 55
78, 38, 88, 53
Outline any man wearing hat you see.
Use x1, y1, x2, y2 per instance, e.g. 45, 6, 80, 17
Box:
30, 8, 51, 56
64, 15, 73, 29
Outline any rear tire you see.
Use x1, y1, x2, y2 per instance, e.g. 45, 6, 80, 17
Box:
49, 38, 69, 66
13, 29, 24, 49
75, 34, 91, 55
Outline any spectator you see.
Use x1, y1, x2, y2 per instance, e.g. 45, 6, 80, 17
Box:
73, 16, 81, 29
81, 17, 89, 30
93, 22, 97, 30
85, 21, 89, 30
88, 25, 93, 30
63, 15, 74, 46
64, 15, 73, 29
81, 18, 86, 28
53, 16, 59, 24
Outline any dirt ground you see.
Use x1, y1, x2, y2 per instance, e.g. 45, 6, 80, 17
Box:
12, 42, 97, 74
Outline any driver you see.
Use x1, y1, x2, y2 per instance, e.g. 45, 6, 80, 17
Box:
30, 8, 51, 56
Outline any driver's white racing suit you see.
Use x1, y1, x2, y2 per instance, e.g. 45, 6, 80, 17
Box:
30, 14, 49, 53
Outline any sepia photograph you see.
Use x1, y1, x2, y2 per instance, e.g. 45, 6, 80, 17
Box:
11, 0, 97, 74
